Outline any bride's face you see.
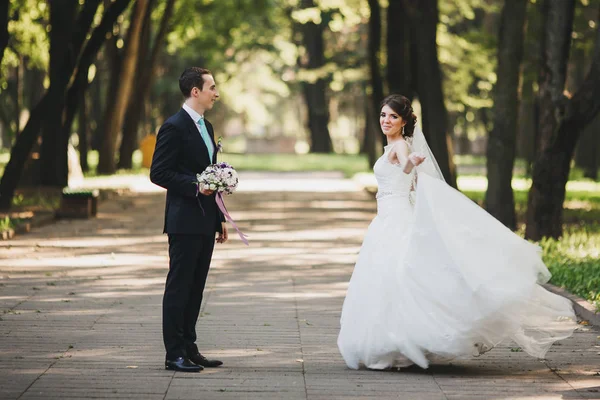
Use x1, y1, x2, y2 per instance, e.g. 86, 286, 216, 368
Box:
380, 105, 405, 137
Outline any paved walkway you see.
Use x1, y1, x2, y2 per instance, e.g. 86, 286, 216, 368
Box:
0, 173, 598, 400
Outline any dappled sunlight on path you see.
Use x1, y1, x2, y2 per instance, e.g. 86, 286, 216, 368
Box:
0, 173, 598, 399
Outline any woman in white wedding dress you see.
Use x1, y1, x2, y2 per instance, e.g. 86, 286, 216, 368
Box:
337, 94, 577, 370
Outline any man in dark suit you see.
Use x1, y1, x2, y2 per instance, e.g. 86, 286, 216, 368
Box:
150, 67, 228, 372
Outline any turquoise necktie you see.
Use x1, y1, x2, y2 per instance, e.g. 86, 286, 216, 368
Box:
197, 117, 214, 162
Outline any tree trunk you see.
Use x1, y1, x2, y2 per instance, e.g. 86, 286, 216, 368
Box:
0, 0, 128, 209
298, 0, 332, 153
364, 0, 385, 165
485, 0, 528, 230
404, 0, 457, 187
26, 66, 45, 111
574, 115, 600, 180
387, 0, 412, 97
15, 56, 23, 136
119, 0, 174, 169
90, 69, 104, 151
118, 1, 153, 170
0, 96, 51, 209
78, 82, 89, 173
62, 0, 132, 168
34, 3, 76, 188
0, 0, 9, 71
39, 0, 102, 187
570, 32, 599, 180
516, 74, 538, 174
525, 1, 600, 240
98, 0, 149, 174
516, 0, 544, 175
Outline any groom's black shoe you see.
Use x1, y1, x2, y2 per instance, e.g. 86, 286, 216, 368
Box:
189, 353, 223, 368
165, 357, 203, 372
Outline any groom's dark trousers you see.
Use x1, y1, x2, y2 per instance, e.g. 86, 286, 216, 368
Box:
150, 108, 223, 360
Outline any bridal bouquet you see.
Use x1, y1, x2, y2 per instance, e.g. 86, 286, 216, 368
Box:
196, 162, 239, 195
195, 162, 248, 245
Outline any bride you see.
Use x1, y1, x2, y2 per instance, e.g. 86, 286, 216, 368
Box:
337, 94, 577, 370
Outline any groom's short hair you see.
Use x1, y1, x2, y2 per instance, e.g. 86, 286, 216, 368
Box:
179, 67, 212, 98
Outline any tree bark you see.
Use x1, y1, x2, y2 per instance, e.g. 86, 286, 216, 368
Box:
387, 0, 412, 97
403, 0, 457, 187
0, 96, 51, 209
516, 0, 544, 175
39, 0, 102, 187
78, 81, 89, 173
298, 0, 332, 153
570, 33, 599, 180
364, 0, 385, 166
574, 115, 600, 180
117, 1, 153, 170
15, 56, 23, 136
98, 0, 149, 174
485, 0, 528, 230
118, 0, 175, 169
525, 1, 600, 240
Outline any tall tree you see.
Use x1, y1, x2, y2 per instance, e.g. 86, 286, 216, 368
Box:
525, 2, 600, 240
574, 116, 600, 180
0, 0, 130, 209
98, 0, 149, 174
403, 0, 457, 187
387, 0, 412, 97
571, 2, 600, 180
298, 0, 332, 153
364, 0, 385, 167
118, 0, 175, 170
485, 0, 528, 230
62, 0, 132, 173
38, 1, 100, 187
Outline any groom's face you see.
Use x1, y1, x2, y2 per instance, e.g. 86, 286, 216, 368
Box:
193, 74, 219, 111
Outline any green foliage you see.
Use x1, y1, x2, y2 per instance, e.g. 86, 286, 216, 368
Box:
12, 193, 60, 210
3, 0, 50, 72
0, 216, 13, 231
438, 0, 497, 139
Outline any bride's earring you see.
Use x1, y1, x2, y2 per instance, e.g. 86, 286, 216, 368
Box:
402, 126, 405, 136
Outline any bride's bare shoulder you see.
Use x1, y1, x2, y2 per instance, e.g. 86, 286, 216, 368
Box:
388, 139, 409, 163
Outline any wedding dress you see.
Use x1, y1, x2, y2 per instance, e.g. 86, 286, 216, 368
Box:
337, 135, 577, 370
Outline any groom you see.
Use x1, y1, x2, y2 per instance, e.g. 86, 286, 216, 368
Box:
150, 67, 228, 372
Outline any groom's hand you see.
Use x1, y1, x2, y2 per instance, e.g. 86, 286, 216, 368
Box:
217, 223, 228, 244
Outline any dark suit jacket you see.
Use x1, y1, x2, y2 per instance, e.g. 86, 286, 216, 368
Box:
150, 108, 224, 235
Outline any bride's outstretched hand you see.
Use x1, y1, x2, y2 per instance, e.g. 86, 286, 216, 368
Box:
408, 152, 426, 166
403, 152, 426, 173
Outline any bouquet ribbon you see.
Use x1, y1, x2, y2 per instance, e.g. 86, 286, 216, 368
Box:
216, 192, 249, 246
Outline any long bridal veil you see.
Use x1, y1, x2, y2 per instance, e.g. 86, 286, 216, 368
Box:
338, 124, 576, 370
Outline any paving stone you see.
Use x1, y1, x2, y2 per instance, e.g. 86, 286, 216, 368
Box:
0, 177, 598, 399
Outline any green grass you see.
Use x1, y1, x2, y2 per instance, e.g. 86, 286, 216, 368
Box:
218, 153, 371, 178
540, 226, 600, 311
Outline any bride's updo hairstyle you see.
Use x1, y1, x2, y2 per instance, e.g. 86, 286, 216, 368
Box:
380, 94, 417, 139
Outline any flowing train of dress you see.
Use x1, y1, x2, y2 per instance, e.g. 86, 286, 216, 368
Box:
337, 145, 577, 370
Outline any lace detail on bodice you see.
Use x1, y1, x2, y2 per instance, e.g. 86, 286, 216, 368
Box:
374, 144, 415, 200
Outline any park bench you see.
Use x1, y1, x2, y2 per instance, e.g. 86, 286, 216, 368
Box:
56, 188, 99, 219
